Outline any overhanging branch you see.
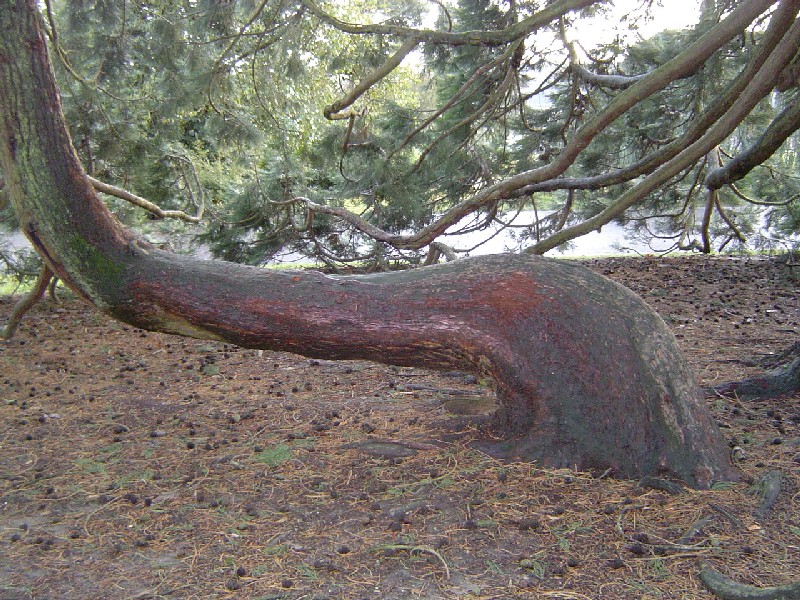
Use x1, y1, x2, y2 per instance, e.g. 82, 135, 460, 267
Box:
324, 36, 420, 120
88, 176, 203, 223
303, 0, 597, 46
291, 0, 782, 252
571, 63, 647, 89
705, 95, 800, 189
525, 8, 800, 254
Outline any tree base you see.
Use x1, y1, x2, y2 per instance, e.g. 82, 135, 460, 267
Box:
713, 342, 800, 400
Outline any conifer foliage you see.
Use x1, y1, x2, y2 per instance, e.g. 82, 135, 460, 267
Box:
5, 0, 795, 267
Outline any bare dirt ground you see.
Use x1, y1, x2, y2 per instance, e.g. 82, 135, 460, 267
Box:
0, 255, 798, 600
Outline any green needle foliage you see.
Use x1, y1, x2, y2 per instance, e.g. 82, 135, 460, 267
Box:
2, 0, 797, 269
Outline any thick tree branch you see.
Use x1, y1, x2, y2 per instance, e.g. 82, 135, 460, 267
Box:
705, 96, 800, 189
324, 36, 420, 120
728, 182, 798, 206
775, 48, 800, 91
714, 195, 747, 247
88, 176, 203, 223
303, 0, 598, 46
563, 28, 646, 90
296, 197, 396, 243
570, 63, 647, 89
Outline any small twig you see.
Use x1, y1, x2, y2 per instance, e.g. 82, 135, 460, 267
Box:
82, 495, 120, 538
376, 544, 451, 579
399, 383, 484, 396
47, 275, 59, 302
678, 515, 715, 545
596, 467, 613, 480
615, 504, 646, 536
708, 503, 744, 530
88, 176, 202, 223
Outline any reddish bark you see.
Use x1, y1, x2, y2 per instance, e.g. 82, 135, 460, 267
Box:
0, 0, 737, 487
85, 249, 740, 487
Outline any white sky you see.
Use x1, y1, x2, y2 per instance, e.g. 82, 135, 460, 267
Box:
573, 0, 701, 46
642, 0, 701, 33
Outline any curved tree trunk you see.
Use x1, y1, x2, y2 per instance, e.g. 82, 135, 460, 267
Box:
0, 0, 737, 488
699, 562, 800, 600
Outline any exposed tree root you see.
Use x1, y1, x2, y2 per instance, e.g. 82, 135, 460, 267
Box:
638, 476, 684, 495
0, 264, 53, 339
699, 563, 800, 600
753, 470, 783, 521
712, 342, 800, 400
47, 274, 59, 302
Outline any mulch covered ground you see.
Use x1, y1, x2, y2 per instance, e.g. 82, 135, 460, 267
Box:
0, 255, 798, 600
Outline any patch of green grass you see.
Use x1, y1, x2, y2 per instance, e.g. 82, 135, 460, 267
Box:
555, 535, 571, 552
73, 443, 124, 475
298, 564, 319, 580
98, 442, 124, 455
551, 520, 591, 552
165, 523, 196, 534
0, 275, 33, 296
262, 544, 288, 556
253, 437, 318, 466
711, 481, 736, 491
385, 473, 456, 497
648, 558, 669, 580
115, 469, 154, 488
486, 560, 506, 575
252, 444, 293, 468
627, 580, 663, 597
74, 457, 108, 474
519, 555, 547, 579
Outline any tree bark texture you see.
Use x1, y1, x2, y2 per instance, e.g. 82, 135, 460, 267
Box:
713, 342, 800, 400
699, 562, 800, 600
0, 0, 737, 488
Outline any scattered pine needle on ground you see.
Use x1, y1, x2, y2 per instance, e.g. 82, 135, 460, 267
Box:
0, 256, 798, 599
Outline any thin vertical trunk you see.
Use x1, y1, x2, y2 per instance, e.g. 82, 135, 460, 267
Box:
701, 147, 722, 253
